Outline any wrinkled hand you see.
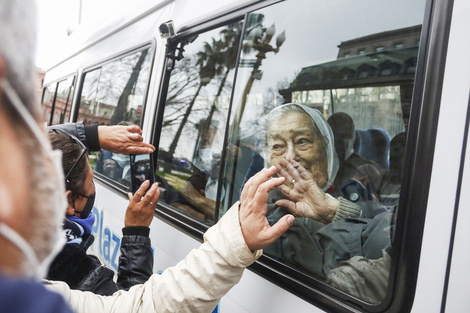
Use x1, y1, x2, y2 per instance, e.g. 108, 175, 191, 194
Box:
98, 125, 155, 155
239, 166, 295, 251
125, 180, 160, 227
275, 159, 339, 224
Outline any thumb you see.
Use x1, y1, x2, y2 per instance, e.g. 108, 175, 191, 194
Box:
263, 214, 295, 247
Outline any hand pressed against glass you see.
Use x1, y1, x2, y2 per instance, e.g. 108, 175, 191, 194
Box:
267, 111, 329, 188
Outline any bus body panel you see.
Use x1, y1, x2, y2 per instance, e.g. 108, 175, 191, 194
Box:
411, 0, 470, 311
41, 0, 470, 311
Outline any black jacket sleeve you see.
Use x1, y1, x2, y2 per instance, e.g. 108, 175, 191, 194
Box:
48, 122, 101, 151
116, 226, 154, 289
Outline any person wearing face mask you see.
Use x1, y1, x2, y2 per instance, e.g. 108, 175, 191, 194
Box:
45, 131, 158, 295
0, 3, 294, 312
0, 2, 73, 311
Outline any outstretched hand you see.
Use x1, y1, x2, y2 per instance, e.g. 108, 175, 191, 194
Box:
98, 125, 155, 155
239, 166, 295, 251
125, 180, 160, 227
275, 159, 339, 224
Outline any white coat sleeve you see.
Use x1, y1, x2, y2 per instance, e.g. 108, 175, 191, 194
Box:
45, 202, 262, 313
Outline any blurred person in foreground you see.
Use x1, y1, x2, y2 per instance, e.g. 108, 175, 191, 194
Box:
0, 1, 294, 313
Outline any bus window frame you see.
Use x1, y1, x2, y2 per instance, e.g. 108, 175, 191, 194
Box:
72, 41, 156, 195
42, 74, 76, 126
150, 15, 246, 238
150, 0, 454, 312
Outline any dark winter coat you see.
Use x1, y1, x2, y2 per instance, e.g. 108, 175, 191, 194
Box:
47, 227, 153, 296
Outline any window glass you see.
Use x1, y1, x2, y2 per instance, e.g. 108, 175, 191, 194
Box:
220, 0, 426, 305
42, 83, 57, 126
78, 47, 152, 187
156, 22, 242, 225
51, 77, 75, 125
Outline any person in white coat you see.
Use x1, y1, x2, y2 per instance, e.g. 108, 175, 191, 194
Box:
0, 1, 295, 312
45, 166, 294, 313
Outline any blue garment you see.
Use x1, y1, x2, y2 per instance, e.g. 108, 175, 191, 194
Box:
64, 212, 95, 245
0, 274, 73, 313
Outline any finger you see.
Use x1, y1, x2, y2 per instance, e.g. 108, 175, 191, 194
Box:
126, 125, 143, 135
263, 214, 295, 246
128, 192, 134, 201
276, 183, 292, 196
240, 169, 264, 203
252, 176, 285, 209
123, 144, 155, 155
245, 167, 278, 202
274, 199, 297, 212
291, 159, 313, 180
285, 160, 302, 182
150, 183, 160, 204
276, 163, 293, 184
134, 180, 150, 199
128, 133, 144, 142
141, 182, 159, 206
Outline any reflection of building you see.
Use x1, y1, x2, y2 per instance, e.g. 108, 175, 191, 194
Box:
79, 99, 114, 125
280, 25, 421, 136
36, 67, 45, 105
337, 25, 421, 58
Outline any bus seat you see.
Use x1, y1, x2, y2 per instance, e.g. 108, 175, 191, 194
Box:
354, 128, 390, 169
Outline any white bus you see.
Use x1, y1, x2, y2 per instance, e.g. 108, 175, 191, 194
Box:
42, 0, 470, 312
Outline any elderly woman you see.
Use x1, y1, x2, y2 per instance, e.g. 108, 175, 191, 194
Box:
260, 104, 393, 288
261, 103, 363, 223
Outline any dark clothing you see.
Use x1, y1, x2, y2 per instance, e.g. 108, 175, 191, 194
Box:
265, 198, 393, 280
0, 274, 74, 313
47, 227, 153, 296
46, 122, 154, 295
49, 122, 101, 151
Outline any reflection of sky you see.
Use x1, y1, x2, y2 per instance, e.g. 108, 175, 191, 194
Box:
236, 0, 426, 123
159, 27, 233, 160
159, 0, 427, 160
253, 0, 426, 90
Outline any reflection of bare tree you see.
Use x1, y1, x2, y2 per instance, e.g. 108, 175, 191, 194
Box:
165, 23, 242, 160
111, 49, 149, 125
206, 22, 242, 126
231, 14, 285, 142
167, 38, 222, 159
78, 49, 150, 126
163, 58, 200, 128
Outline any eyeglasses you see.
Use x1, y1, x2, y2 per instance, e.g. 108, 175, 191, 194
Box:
65, 144, 88, 181
49, 129, 89, 182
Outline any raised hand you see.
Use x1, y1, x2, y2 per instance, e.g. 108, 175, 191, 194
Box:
98, 125, 155, 155
239, 166, 295, 251
125, 180, 160, 227
274, 159, 339, 224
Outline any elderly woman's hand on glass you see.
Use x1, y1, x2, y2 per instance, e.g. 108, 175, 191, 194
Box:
275, 159, 340, 224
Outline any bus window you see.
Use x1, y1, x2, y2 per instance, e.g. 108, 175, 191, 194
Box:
219, 0, 426, 306
51, 76, 75, 125
156, 22, 242, 225
77, 47, 152, 188
42, 83, 57, 126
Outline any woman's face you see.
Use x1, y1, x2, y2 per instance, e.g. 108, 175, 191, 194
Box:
72, 161, 95, 217
267, 111, 329, 188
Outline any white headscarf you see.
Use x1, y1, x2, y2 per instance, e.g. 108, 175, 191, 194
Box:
261, 103, 339, 191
